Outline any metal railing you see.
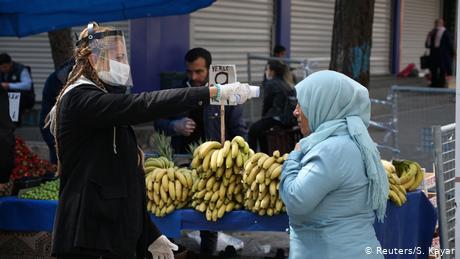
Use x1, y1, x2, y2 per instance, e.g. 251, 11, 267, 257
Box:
370, 86, 455, 169
433, 123, 456, 259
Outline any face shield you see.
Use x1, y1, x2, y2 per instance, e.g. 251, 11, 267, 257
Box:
78, 24, 133, 87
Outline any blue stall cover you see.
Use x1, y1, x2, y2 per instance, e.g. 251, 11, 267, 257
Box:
0, 190, 437, 259
0, 0, 215, 37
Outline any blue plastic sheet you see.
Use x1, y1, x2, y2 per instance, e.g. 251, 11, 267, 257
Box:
0, 190, 436, 259
0, 0, 215, 37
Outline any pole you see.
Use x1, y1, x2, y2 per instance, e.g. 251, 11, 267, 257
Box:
220, 103, 225, 145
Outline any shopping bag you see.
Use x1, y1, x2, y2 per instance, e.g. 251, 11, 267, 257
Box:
420, 51, 430, 69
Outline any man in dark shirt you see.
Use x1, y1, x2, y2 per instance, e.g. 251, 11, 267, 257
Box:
155, 48, 247, 154
154, 48, 248, 255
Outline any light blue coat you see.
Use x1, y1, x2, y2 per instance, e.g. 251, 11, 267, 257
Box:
280, 131, 383, 259
280, 70, 387, 259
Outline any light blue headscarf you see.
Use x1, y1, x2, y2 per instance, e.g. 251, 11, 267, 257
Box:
295, 70, 388, 222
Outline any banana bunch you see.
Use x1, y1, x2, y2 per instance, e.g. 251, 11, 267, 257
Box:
144, 156, 175, 174
242, 150, 288, 216
145, 167, 196, 217
392, 160, 424, 192
190, 136, 253, 221
382, 159, 407, 207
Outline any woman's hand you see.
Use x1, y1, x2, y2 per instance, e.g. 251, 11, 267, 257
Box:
294, 143, 301, 151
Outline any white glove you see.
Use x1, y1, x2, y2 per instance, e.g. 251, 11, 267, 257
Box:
220, 82, 258, 105
148, 235, 178, 259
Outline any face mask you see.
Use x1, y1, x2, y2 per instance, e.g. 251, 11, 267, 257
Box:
98, 59, 131, 86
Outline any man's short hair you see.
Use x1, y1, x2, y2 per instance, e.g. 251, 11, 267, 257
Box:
273, 45, 286, 56
185, 48, 212, 68
0, 53, 12, 65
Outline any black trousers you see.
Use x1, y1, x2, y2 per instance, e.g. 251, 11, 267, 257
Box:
430, 65, 447, 88
248, 118, 283, 153
200, 230, 218, 255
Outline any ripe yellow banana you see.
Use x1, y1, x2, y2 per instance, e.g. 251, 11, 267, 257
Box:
262, 156, 276, 170
231, 141, 239, 159
210, 149, 219, 172
168, 181, 176, 200
256, 171, 265, 184
388, 190, 402, 206
261, 194, 270, 209
204, 191, 213, 201
175, 181, 182, 201
257, 154, 270, 168
400, 163, 417, 184
206, 176, 216, 191
226, 153, 233, 169
236, 153, 243, 167
160, 187, 168, 203
167, 168, 175, 181
246, 166, 260, 185
161, 174, 169, 191
232, 136, 246, 148
211, 191, 219, 202
202, 149, 215, 171
199, 141, 222, 159
243, 142, 250, 154
409, 163, 424, 191
155, 169, 166, 182
250, 152, 266, 164
270, 164, 283, 180
225, 202, 235, 212
191, 155, 201, 169
174, 171, 187, 187
184, 172, 193, 189
218, 204, 226, 218
269, 181, 277, 196
219, 184, 226, 200
153, 192, 160, 205
216, 148, 225, 168
402, 176, 416, 191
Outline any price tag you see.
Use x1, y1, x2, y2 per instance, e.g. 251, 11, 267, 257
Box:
209, 64, 237, 106
8, 92, 21, 122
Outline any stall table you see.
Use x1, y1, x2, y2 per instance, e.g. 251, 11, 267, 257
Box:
0, 190, 437, 259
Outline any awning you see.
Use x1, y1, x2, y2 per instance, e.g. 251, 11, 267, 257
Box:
0, 0, 215, 37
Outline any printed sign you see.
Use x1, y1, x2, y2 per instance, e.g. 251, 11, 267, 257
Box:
209, 64, 237, 106
8, 92, 20, 122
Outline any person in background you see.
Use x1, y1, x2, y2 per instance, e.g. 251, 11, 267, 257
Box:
47, 22, 252, 259
249, 60, 296, 153
280, 70, 388, 259
154, 47, 248, 255
425, 18, 455, 88
0, 53, 35, 124
273, 45, 286, 58
263, 45, 296, 86
39, 59, 75, 164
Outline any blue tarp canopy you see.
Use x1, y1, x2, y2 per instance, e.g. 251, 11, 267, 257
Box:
0, 0, 215, 37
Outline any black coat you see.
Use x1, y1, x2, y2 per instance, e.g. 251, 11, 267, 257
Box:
52, 82, 210, 258
426, 28, 455, 74
262, 77, 295, 120
0, 87, 15, 183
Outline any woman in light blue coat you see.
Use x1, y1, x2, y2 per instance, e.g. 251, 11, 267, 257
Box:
279, 70, 388, 259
